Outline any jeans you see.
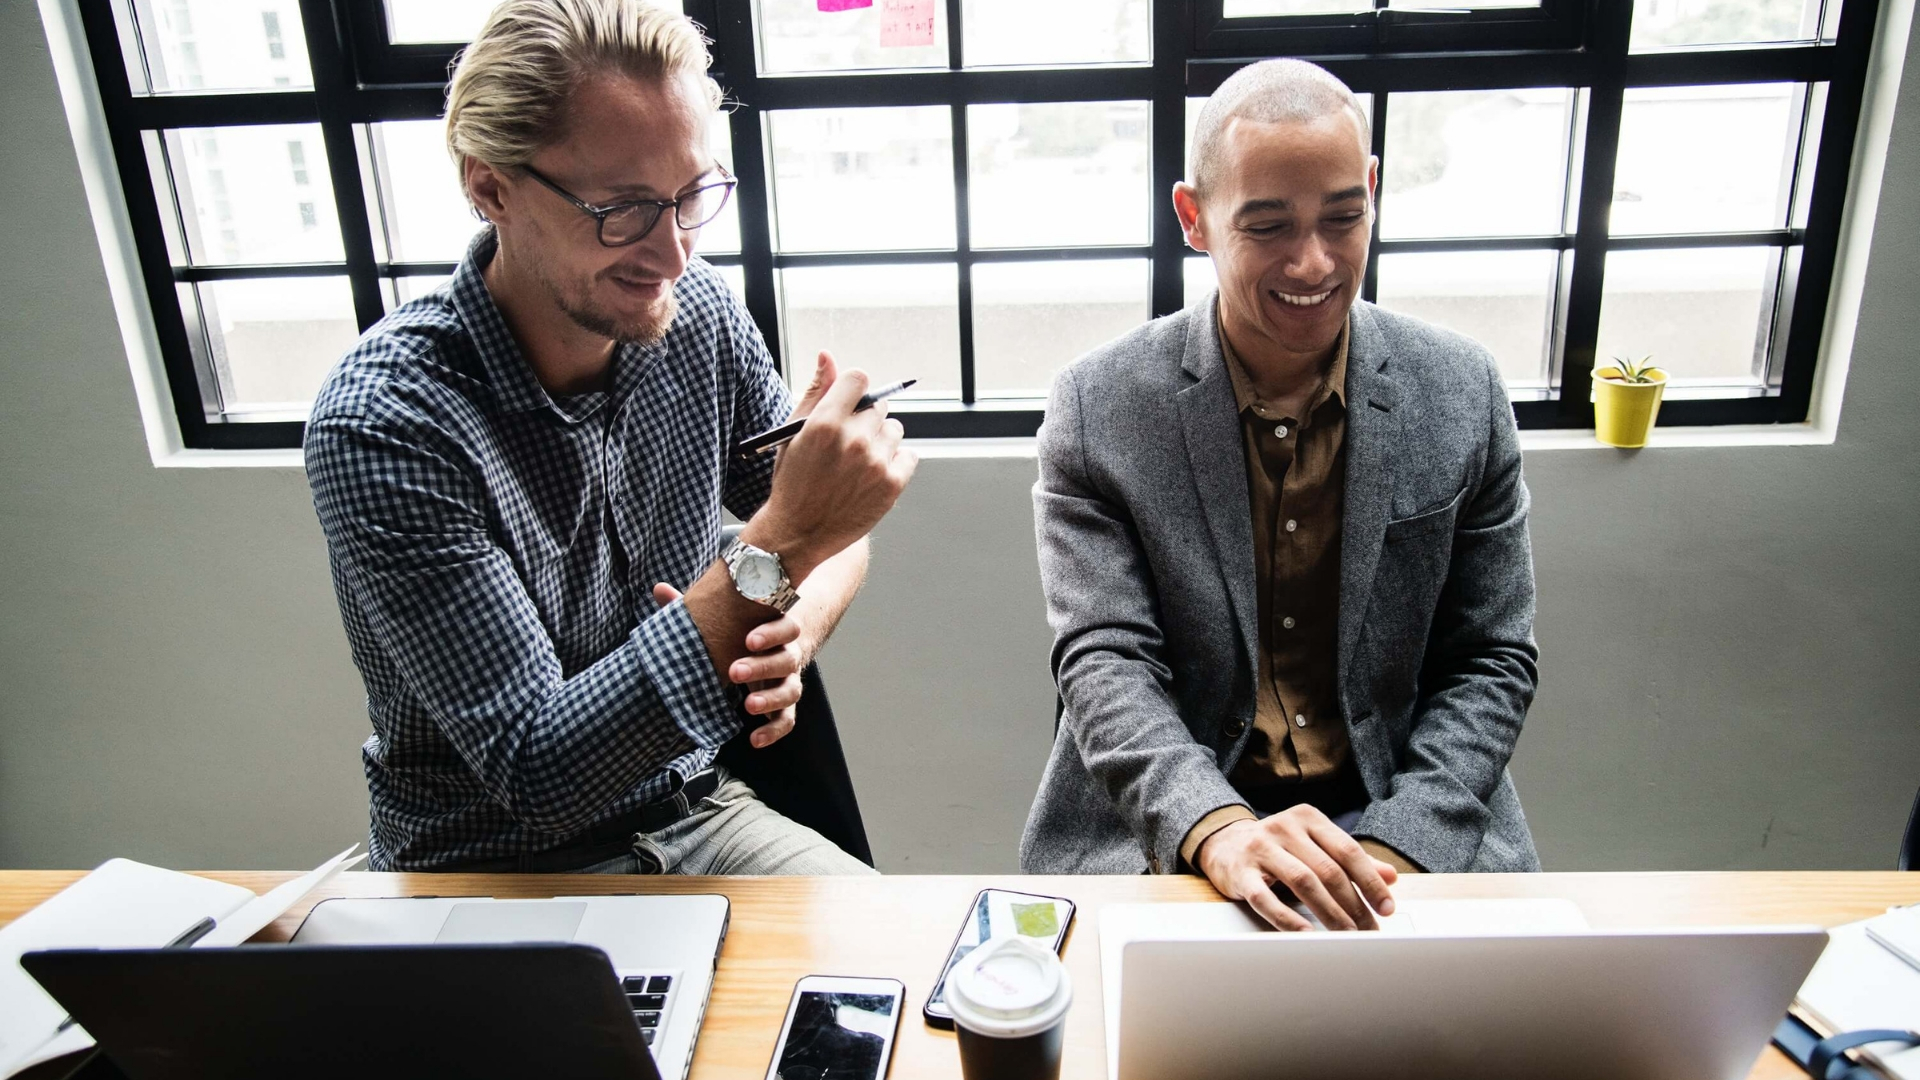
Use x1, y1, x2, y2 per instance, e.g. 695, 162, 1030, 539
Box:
566, 768, 876, 876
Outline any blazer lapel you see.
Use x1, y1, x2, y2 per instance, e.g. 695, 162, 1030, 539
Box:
1338, 303, 1403, 685
1176, 306, 1260, 683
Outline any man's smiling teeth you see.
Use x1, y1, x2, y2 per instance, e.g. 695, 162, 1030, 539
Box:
1272, 288, 1333, 307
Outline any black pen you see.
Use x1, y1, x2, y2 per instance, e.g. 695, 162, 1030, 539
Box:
733, 378, 917, 457
53, 916, 216, 1033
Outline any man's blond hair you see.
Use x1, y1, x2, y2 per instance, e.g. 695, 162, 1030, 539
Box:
445, 0, 722, 202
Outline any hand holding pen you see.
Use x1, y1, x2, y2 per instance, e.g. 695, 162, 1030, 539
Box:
736, 377, 917, 456
734, 353, 918, 582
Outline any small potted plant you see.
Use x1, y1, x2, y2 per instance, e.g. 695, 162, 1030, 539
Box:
1592, 354, 1668, 448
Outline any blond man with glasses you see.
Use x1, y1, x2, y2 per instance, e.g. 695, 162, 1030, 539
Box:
305, 0, 915, 873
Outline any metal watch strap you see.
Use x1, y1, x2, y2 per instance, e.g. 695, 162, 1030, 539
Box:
764, 578, 800, 613
723, 538, 799, 613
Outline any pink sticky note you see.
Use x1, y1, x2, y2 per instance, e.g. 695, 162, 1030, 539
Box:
817, 0, 872, 10
879, 0, 935, 46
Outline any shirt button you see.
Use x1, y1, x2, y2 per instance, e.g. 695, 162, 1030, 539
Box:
1274, 424, 1289, 439
1285, 519, 1298, 533
1282, 616, 1296, 630
1295, 714, 1308, 728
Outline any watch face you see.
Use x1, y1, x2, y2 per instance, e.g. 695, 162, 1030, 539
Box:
736, 551, 782, 598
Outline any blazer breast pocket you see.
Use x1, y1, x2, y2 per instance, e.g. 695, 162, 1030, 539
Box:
1383, 485, 1468, 544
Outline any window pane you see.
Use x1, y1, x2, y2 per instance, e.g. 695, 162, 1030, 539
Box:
1629, 0, 1823, 49
753, 0, 949, 74
973, 259, 1149, 396
1223, 0, 1370, 15
699, 112, 742, 256
382, 274, 452, 311
385, 0, 496, 43
191, 277, 359, 411
1375, 250, 1559, 388
777, 264, 960, 395
385, 0, 687, 42
968, 102, 1150, 248
713, 262, 748, 306
365, 120, 480, 263
962, 0, 1149, 67
1389, 0, 1539, 6
1611, 84, 1800, 236
1382, 89, 1575, 239
1185, 255, 1217, 309
164, 125, 342, 265
1596, 247, 1778, 385
767, 107, 956, 252
127, 0, 314, 92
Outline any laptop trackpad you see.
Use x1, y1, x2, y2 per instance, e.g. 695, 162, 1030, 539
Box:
435, 901, 588, 943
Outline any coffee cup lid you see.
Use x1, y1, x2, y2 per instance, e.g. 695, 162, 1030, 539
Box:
945, 935, 1072, 1039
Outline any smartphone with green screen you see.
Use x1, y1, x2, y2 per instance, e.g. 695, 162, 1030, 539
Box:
922, 887, 1076, 1029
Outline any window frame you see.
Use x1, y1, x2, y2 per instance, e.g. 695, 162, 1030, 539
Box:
75, 0, 1884, 448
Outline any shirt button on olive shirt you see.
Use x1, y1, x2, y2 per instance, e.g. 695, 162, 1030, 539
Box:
1178, 316, 1422, 877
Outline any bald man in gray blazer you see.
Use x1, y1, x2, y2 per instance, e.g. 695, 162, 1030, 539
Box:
1021, 59, 1540, 931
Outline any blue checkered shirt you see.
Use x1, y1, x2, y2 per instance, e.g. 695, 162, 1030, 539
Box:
304, 230, 789, 871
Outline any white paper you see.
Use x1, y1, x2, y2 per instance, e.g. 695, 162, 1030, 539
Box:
196, 845, 365, 947
1797, 909, 1920, 1080
0, 846, 362, 1079
1863, 903, 1920, 973
0, 860, 252, 1077
1096, 898, 1591, 1080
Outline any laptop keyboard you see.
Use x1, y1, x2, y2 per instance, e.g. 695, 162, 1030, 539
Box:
620, 973, 675, 1046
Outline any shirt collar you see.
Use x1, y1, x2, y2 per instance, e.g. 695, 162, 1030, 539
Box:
449, 227, 661, 423
1218, 307, 1350, 423
449, 228, 557, 417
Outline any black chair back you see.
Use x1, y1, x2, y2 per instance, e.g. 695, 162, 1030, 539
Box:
716, 661, 874, 867
1902, 785, 1918, 871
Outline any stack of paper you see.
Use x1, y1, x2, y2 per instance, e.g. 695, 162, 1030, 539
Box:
1795, 904, 1920, 1080
0, 845, 364, 1078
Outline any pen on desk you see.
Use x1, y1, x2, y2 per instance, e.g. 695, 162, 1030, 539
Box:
53, 915, 216, 1033
733, 378, 917, 457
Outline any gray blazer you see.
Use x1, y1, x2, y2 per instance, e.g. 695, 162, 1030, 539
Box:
1020, 297, 1541, 876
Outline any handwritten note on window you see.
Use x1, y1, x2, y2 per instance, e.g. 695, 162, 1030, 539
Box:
880, 0, 935, 47
817, 0, 872, 11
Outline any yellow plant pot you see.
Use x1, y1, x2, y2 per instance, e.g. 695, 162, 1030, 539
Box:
1592, 366, 1668, 448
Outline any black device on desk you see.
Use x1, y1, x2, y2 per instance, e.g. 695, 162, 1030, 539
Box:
764, 975, 904, 1080
22, 942, 664, 1080
923, 888, 1075, 1029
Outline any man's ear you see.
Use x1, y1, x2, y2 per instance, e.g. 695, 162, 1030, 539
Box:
1367, 155, 1381, 222
1173, 181, 1209, 253
465, 157, 510, 226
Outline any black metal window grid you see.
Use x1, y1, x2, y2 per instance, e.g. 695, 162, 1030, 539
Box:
74, 0, 1882, 449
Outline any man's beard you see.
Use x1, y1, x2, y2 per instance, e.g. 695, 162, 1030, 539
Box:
534, 255, 678, 345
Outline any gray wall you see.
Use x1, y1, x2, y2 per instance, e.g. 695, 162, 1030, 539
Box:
2, 0, 1915, 873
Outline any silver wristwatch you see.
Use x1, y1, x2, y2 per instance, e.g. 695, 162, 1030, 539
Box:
722, 538, 800, 613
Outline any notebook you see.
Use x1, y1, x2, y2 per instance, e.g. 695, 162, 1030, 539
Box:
0, 845, 364, 1079
1795, 905, 1920, 1080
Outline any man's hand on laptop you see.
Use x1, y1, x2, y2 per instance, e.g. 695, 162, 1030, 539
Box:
1195, 807, 1399, 931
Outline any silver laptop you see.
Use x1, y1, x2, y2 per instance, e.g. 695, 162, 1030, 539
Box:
294, 895, 729, 1080
1102, 901, 1827, 1080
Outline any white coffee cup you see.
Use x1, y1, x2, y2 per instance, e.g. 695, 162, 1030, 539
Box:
943, 934, 1073, 1080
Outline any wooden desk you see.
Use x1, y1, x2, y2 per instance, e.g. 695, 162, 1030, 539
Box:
4, 871, 1914, 1079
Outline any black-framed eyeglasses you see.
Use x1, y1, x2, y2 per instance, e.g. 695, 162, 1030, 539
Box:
518, 163, 737, 247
